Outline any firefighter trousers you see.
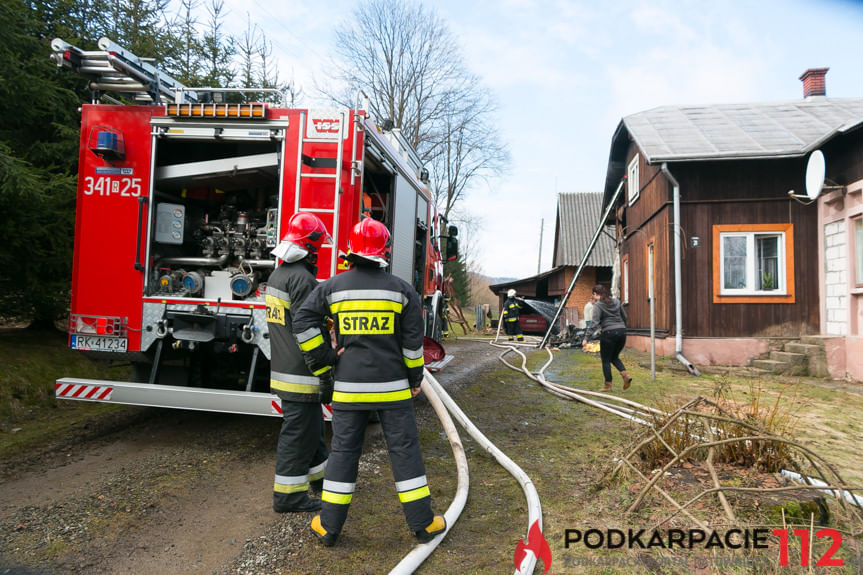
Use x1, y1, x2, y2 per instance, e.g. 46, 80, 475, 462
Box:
504, 319, 523, 340
320, 406, 434, 534
274, 401, 328, 510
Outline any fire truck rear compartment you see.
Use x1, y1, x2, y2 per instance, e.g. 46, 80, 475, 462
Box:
148, 136, 282, 301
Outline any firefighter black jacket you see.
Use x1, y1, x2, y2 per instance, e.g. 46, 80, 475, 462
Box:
503, 296, 523, 321
265, 260, 331, 403
292, 264, 425, 411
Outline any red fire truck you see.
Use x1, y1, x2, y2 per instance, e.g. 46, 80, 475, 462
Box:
50, 37, 456, 417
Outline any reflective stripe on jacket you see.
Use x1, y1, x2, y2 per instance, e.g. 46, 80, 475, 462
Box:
292, 265, 424, 410
502, 297, 522, 322
266, 261, 327, 402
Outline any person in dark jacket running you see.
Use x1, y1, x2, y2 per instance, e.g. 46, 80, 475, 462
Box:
502, 289, 524, 341
582, 284, 632, 392
266, 212, 333, 513
292, 217, 446, 547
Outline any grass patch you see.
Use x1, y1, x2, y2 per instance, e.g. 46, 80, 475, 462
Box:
0, 327, 135, 465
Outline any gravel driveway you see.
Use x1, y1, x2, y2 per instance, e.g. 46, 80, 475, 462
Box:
0, 338, 501, 574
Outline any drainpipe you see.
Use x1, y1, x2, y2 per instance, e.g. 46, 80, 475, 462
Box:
660, 163, 701, 377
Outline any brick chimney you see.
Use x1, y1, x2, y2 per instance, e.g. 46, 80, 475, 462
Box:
799, 68, 829, 98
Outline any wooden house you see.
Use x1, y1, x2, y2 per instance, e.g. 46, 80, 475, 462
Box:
602, 68, 863, 370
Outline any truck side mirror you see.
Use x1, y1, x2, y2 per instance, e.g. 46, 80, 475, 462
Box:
445, 225, 459, 261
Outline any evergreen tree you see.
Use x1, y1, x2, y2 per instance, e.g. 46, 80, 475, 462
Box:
444, 254, 469, 307
169, 0, 205, 86
200, 0, 235, 89
97, 0, 179, 70
0, 0, 80, 325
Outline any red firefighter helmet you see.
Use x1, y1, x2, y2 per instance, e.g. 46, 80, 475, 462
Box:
283, 212, 331, 253
349, 218, 391, 260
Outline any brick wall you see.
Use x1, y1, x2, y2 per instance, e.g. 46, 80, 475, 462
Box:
824, 220, 848, 335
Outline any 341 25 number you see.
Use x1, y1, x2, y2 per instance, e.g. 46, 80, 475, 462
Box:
83, 176, 142, 197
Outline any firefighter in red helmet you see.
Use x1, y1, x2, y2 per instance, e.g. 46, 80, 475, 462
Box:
293, 217, 446, 546
267, 212, 333, 513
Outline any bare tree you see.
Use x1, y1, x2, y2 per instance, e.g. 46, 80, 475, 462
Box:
428, 87, 509, 218
258, 37, 301, 106
325, 0, 461, 155
236, 14, 260, 89
324, 0, 508, 218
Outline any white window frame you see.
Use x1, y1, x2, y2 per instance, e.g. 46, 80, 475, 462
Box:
627, 155, 640, 205
718, 231, 787, 296
853, 215, 863, 287
622, 256, 629, 304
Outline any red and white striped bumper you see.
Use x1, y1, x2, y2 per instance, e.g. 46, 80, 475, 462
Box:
56, 381, 114, 401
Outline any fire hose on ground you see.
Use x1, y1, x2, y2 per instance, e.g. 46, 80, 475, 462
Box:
387, 368, 543, 575
471, 330, 863, 542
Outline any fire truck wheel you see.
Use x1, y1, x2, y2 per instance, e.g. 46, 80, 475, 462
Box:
425, 300, 443, 342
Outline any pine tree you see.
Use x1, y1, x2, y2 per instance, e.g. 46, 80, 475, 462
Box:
444, 254, 470, 307
200, 0, 235, 89
0, 0, 80, 325
169, 0, 205, 86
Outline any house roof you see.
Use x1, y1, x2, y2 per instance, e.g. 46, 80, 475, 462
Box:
554, 192, 615, 267
624, 97, 863, 163
604, 96, 863, 199
488, 266, 563, 293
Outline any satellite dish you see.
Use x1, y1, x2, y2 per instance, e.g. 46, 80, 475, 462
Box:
805, 150, 826, 200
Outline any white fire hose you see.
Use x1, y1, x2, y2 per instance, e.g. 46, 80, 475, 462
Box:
388, 369, 543, 575
388, 371, 469, 575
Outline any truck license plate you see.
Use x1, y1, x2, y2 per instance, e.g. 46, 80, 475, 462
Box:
71, 335, 128, 352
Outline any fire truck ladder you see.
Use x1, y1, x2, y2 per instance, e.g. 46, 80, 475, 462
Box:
293, 111, 349, 277
50, 37, 198, 104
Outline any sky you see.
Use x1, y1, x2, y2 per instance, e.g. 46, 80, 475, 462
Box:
201, 0, 863, 279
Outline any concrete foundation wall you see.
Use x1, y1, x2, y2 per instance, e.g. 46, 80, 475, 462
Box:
627, 335, 771, 366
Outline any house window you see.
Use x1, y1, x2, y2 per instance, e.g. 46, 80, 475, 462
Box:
854, 216, 863, 287
627, 155, 640, 205
622, 255, 629, 305
712, 224, 795, 303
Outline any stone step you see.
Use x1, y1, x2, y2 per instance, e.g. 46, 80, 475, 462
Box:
751, 359, 786, 373
784, 342, 825, 356
769, 351, 807, 365
799, 335, 828, 347
751, 359, 807, 375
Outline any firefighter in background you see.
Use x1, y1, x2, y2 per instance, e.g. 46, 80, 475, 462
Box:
293, 218, 446, 547
502, 288, 525, 341
266, 213, 333, 513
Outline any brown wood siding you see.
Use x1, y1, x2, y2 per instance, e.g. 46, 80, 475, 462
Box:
674, 160, 819, 337
622, 206, 673, 332
825, 128, 863, 187
620, 157, 819, 337
624, 146, 668, 235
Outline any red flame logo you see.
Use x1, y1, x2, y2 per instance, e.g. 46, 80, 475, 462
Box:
513, 519, 551, 573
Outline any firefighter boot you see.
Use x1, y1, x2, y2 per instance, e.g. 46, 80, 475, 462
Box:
310, 515, 339, 547
415, 515, 447, 543
274, 496, 321, 513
